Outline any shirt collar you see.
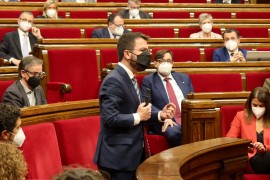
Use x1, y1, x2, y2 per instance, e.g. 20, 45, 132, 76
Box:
20, 80, 32, 94
118, 62, 134, 80
157, 72, 173, 81
18, 28, 29, 36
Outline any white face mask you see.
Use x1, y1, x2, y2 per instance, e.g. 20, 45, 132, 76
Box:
46, 9, 57, 18
19, 21, 32, 32
113, 26, 124, 36
10, 128, 26, 147
225, 40, 238, 52
130, 9, 139, 17
252, 106, 266, 119
202, 23, 212, 33
158, 62, 172, 77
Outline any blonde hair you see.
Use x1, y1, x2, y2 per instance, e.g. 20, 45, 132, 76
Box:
42, 0, 59, 19
198, 13, 213, 25
0, 142, 27, 180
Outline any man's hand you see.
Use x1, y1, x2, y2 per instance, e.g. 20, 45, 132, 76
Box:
10, 58, 21, 66
137, 102, 151, 121
161, 119, 177, 132
160, 102, 176, 120
231, 51, 246, 62
32, 27, 43, 40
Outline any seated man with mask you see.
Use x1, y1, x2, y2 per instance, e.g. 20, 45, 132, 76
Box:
0, 103, 26, 148
213, 28, 248, 62
141, 49, 194, 147
92, 13, 130, 39
118, 0, 152, 19
2, 56, 47, 108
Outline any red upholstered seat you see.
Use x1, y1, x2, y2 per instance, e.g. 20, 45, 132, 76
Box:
96, 0, 126, 2
145, 133, 169, 156
84, 28, 95, 38
244, 174, 270, 180
256, 48, 270, 51
179, 27, 221, 38
189, 73, 243, 92
21, 123, 62, 179
47, 49, 100, 101
153, 11, 190, 19
53, 116, 100, 170
152, 47, 201, 62
204, 47, 216, 62
0, 80, 15, 101
194, 12, 231, 19
142, 0, 168, 2
174, 0, 207, 3
100, 48, 118, 70
235, 28, 269, 38
69, 10, 108, 19
132, 27, 175, 38
245, 72, 270, 91
236, 12, 270, 19
211, 0, 245, 2
0, 10, 42, 18
40, 28, 82, 38
220, 105, 244, 136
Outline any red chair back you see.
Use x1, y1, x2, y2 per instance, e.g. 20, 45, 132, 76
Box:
204, 47, 216, 62
235, 27, 269, 38
153, 11, 190, 19
0, 28, 17, 41
100, 48, 118, 69
174, 0, 207, 2
132, 27, 175, 38
0, 80, 15, 102
194, 12, 231, 19
236, 12, 270, 19
85, 28, 96, 38
69, 10, 108, 19
246, 72, 270, 91
40, 28, 82, 38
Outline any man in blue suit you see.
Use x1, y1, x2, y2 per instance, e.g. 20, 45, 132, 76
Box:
92, 13, 130, 39
94, 32, 176, 180
141, 49, 194, 147
213, 28, 248, 62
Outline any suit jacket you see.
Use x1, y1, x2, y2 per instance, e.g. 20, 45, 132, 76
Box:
213, 47, 248, 62
215, 0, 242, 3
118, 9, 152, 19
91, 27, 130, 38
94, 65, 158, 171
141, 72, 194, 133
0, 30, 38, 61
1, 80, 47, 108
226, 111, 270, 159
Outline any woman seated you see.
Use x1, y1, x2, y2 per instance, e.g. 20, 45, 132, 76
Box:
226, 87, 270, 174
37, 0, 60, 19
189, 13, 222, 39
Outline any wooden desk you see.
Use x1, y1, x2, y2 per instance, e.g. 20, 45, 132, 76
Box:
137, 137, 249, 180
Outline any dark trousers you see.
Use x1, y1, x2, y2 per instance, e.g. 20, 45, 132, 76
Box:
98, 166, 136, 180
249, 151, 270, 174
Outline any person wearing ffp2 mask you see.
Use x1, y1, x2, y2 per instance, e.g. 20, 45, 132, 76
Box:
118, 0, 152, 19
36, 0, 61, 19
213, 28, 248, 62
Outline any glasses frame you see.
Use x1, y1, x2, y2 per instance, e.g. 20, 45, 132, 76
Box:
156, 59, 173, 63
25, 70, 46, 78
20, 18, 33, 24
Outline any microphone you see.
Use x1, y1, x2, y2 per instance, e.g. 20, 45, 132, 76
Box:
144, 88, 151, 106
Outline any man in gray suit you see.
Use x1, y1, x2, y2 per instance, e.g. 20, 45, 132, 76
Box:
0, 11, 43, 66
2, 56, 47, 108
118, 0, 152, 19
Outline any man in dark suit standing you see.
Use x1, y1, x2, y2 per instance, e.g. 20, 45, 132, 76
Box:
141, 49, 194, 147
2, 56, 47, 108
214, 0, 242, 3
94, 32, 176, 180
213, 28, 247, 62
92, 14, 130, 39
118, 0, 152, 19
0, 11, 43, 66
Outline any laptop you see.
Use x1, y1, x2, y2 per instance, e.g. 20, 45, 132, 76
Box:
246, 51, 270, 61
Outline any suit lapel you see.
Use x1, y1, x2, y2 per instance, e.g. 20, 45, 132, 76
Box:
13, 31, 22, 56
103, 28, 111, 38
223, 48, 230, 61
153, 73, 169, 104
16, 81, 30, 107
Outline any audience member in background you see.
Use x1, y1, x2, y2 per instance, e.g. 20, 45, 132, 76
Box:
2, 56, 47, 108
36, 0, 60, 19
0, 11, 43, 66
0, 142, 27, 180
94, 32, 175, 180
0, 103, 26, 148
213, 28, 247, 62
53, 167, 109, 180
214, 0, 242, 3
118, 0, 151, 19
226, 87, 270, 174
189, 13, 222, 39
141, 49, 194, 147
92, 14, 130, 39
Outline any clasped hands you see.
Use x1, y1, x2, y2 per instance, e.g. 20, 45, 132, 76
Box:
231, 51, 246, 62
160, 103, 177, 132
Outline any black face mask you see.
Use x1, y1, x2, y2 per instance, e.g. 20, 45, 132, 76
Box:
129, 51, 152, 72
27, 76, 41, 89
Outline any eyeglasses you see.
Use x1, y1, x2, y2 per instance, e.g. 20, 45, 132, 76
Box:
112, 23, 125, 28
25, 70, 46, 78
20, 18, 33, 24
157, 59, 173, 63
130, 6, 140, 10
127, 49, 151, 53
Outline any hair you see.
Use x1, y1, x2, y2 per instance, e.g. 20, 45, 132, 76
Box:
0, 103, 21, 133
117, 32, 149, 62
42, 0, 59, 19
18, 56, 43, 78
128, 0, 141, 4
19, 11, 34, 19
244, 87, 270, 127
0, 142, 27, 180
107, 13, 122, 25
52, 167, 109, 180
222, 28, 240, 39
154, 49, 173, 62
198, 13, 213, 24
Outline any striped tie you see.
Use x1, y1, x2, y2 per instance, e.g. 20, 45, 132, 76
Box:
132, 76, 141, 102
